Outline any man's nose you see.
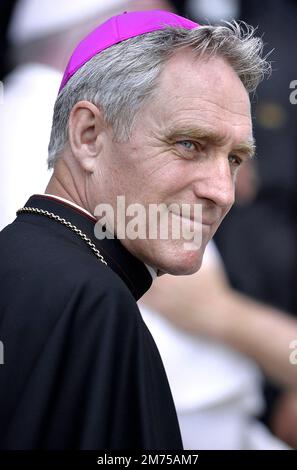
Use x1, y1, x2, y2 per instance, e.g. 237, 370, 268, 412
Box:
193, 156, 235, 209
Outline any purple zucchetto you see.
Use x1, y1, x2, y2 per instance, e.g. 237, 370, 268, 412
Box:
59, 9, 199, 93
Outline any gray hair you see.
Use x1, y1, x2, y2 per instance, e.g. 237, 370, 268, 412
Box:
48, 21, 271, 168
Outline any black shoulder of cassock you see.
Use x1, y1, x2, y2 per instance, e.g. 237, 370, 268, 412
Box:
0, 195, 182, 450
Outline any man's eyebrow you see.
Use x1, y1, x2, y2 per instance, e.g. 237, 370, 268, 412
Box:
167, 126, 256, 159
232, 140, 256, 160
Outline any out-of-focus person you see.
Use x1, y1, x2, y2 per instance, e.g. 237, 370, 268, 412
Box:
0, 0, 173, 229
140, 238, 296, 449
139, 157, 294, 450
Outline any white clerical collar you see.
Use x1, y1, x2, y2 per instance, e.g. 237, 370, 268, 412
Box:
145, 264, 157, 280
39, 194, 158, 280
39, 194, 96, 220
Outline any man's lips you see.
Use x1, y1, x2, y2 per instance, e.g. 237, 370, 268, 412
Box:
168, 208, 218, 226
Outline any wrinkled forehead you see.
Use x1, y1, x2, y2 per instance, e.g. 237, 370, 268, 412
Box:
138, 51, 253, 151
157, 49, 250, 98
152, 51, 251, 119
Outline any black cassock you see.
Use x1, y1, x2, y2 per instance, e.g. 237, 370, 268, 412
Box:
0, 195, 182, 450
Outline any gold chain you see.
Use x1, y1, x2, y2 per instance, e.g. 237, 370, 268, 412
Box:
17, 207, 107, 266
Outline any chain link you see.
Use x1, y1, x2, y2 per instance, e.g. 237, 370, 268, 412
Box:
17, 207, 107, 266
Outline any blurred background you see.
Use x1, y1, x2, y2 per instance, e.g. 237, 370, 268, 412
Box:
1, 0, 297, 450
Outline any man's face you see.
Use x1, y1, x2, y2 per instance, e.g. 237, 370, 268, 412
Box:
91, 49, 253, 275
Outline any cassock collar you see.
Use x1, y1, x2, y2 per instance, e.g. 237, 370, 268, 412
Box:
21, 194, 153, 300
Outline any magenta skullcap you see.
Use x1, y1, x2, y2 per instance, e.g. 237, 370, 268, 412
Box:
59, 9, 199, 93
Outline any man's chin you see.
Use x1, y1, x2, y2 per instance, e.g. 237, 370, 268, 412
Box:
157, 247, 205, 276
122, 237, 206, 277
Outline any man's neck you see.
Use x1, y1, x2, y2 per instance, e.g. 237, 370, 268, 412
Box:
45, 159, 92, 214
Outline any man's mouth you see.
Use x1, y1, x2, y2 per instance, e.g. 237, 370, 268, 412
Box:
168, 207, 217, 227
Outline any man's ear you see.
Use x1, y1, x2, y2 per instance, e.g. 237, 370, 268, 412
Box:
68, 101, 105, 173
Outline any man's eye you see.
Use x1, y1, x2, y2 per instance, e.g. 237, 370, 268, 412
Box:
228, 154, 242, 166
178, 140, 196, 151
